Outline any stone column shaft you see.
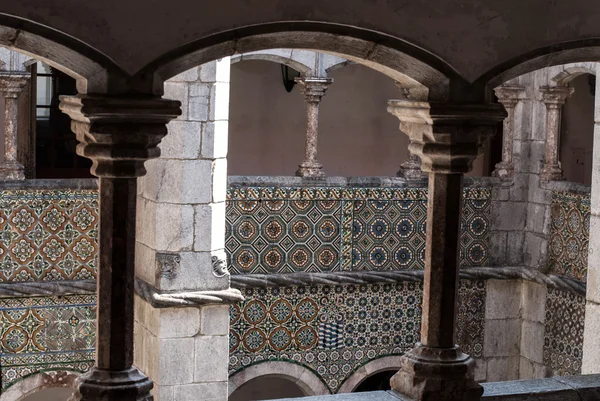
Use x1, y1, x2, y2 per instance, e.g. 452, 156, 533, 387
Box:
295, 77, 333, 178
0, 74, 29, 180
387, 100, 506, 401
540, 86, 573, 182
60, 94, 181, 401
492, 86, 524, 180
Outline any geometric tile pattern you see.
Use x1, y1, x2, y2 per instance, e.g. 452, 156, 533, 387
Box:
0, 294, 96, 390
0, 189, 99, 283
227, 187, 491, 274
548, 191, 590, 281
543, 287, 585, 376
229, 279, 486, 392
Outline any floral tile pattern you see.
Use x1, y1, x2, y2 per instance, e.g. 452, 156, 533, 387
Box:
543, 287, 585, 376
548, 191, 590, 281
0, 294, 96, 390
0, 190, 99, 283
226, 187, 491, 274
229, 279, 486, 392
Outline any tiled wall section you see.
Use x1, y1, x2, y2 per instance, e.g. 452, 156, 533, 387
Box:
543, 287, 585, 376
548, 191, 590, 281
0, 294, 96, 390
229, 279, 486, 392
0, 189, 99, 283
226, 187, 491, 275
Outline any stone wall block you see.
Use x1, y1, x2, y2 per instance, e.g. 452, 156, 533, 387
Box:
523, 231, 548, 269
474, 359, 487, 382
484, 319, 521, 357
138, 199, 195, 252
199, 61, 217, 83
509, 174, 529, 201
173, 382, 227, 401
199, 305, 230, 336
520, 321, 545, 363
587, 214, 600, 304
526, 202, 548, 233
157, 308, 201, 339
194, 202, 226, 252
212, 158, 228, 203
486, 356, 520, 382
209, 82, 230, 122
488, 231, 507, 266
155, 338, 195, 385
164, 82, 189, 120
491, 185, 510, 202
201, 121, 229, 159
485, 280, 521, 319
142, 159, 213, 204
188, 83, 211, 121
519, 356, 534, 380
582, 302, 600, 373
506, 231, 525, 265
153, 385, 175, 401
491, 201, 527, 231
157, 250, 230, 291
160, 121, 202, 159
170, 67, 200, 83
135, 242, 158, 287
528, 175, 551, 204
521, 280, 547, 323
528, 141, 546, 174
194, 335, 229, 383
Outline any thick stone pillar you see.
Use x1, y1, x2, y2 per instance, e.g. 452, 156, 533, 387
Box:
539, 86, 573, 182
0, 73, 29, 180
59, 94, 181, 401
295, 77, 333, 178
387, 100, 505, 401
492, 86, 524, 180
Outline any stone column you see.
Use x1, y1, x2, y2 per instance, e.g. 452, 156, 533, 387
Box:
295, 77, 333, 178
492, 86, 524, 180
0, 74, 29, 180
59, 94, 181, 401
397, 152, 426, 180
387, 100, 505, 401
539, 86, 573, 182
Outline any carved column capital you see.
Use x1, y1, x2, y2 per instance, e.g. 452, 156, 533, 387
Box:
0, 73, 30, 180
492, 86, 525, 180
540, 86, 574, 107
59, 95, 181, 178
494, 85, 525, 108
0, 74, 29, 97
387, 100, 506, 174
294, 77, 333, 102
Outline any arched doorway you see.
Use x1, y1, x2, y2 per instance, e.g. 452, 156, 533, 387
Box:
352, 370, 396, 392
229, 376, 306, 401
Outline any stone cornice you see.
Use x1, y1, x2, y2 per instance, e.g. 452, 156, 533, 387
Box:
540, 86, 574, 106
134, 278, 244, 308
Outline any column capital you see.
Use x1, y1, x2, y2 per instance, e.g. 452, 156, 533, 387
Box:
0, 73, 30, 98
387, 100, 506, 174
540, 85, 574, 107
59, 95, 181, 178
494, 85, 525, 108
294, 77, 333, 102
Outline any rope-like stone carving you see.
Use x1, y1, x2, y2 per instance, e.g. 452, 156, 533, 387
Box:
0, 280, 96, 297
134, 278, 244, 308
230, 267, 587, 296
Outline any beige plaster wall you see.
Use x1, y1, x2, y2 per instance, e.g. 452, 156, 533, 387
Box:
560, 74, 595, 185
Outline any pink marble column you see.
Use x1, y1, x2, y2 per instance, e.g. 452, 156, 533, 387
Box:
492, 86, 524, 180
0, 74, 29, 180
540, 86, 574, 182
295, 77, 333, 178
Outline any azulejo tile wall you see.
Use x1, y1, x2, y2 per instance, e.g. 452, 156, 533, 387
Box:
229, 279, 486, 392
226, 187, 491, 275
0, 189, 99, 283
0, 294, 97, 390
548, 191, 590, 281
543, 287, 585, 376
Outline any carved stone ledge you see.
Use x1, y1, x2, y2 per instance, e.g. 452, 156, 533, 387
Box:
134, 278, 244, 308
59, 95, 181, 178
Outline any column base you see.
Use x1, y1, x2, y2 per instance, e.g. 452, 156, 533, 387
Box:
391, 344, 482, 401
296, 162, 325, 178
491, 162, 514, 180
540, 164, 564, 182
397, 164, 427, 181
69, 367, 153, 401
0, 161, 24, 180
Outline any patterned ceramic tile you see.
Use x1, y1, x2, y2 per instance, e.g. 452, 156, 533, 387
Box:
0, 294, 96, 390
0, 190, 99, 283
229, 279, 486, 392
227, 187, 491, 274
548, 191, 590, 281
543, 287, 584, 376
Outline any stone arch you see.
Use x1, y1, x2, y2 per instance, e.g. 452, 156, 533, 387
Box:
230, 49, 314, 75
228, 361, 330, 397
0, 13, 125, 93
551, 63, 597, 86
325, 59, 355, 74
0, 370, 78, 401
141, 23, 459, 101
337, 355, 402, 393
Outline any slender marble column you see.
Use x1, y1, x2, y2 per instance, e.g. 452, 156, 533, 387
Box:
60, 94, 181, 401
387, 100, 506, 401
539, 86, 573, 182
295, 77, 333, 178
492, 86, 524, 180
0, 74, 29, 180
